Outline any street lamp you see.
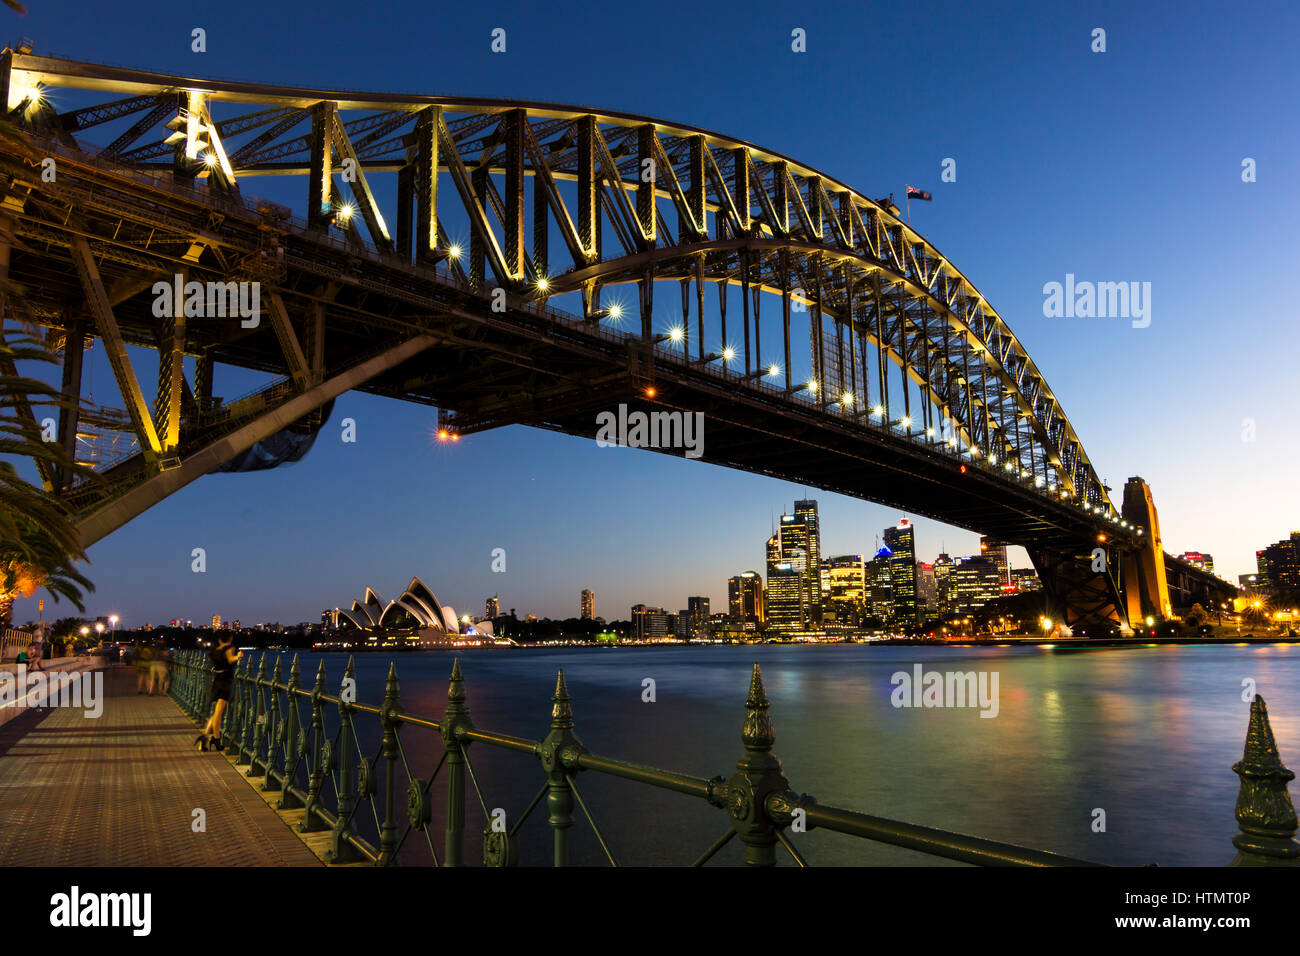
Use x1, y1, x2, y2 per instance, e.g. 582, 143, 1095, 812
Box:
109, 614, 118, 639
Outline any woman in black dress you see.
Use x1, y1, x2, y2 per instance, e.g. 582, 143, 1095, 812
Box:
197, 636, 242, 751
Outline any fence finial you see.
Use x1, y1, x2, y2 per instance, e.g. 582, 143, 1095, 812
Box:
743, 663, 774, 752
551, 669, 573, 730
1230, 695, 1300, 865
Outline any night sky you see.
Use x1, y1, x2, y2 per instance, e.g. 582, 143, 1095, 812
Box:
8, 0, 1298, 626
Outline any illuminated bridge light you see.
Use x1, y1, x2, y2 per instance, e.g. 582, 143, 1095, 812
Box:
536, 276, 549, 292
336, 202, 355, 223
722, 346, 736, 363
989, 455, 998, 465
841, 391, 854, 406
873, 405, 883, 417
447, 244, 462, 260
607, 303, 623, 320
668, 326, 684, 342
202, 151, 218, 168
808, 379, 818, 395
900, 416, 911, 428
926, 427, 935, 437
767, 363, 780, 377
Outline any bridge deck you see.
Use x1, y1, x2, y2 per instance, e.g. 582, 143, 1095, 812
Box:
0, 666, 318, 866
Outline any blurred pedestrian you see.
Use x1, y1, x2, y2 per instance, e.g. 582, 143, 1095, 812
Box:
135, 642, 152, 693
25, 641, 43, 672
148, 643, 168, 695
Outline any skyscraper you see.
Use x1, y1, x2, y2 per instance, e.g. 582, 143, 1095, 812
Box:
728, 572, 766, 631
825, 554, 865, 624
766, 564, 805, 632
777, 509, 818, 625
580, 589, 595, 620
868, 547, 893, 620
883, 519, 918, 624
979, 536, 1010, 588
485, 596, 500, 619
794, 499, 827, 608
687, 596, 710, 627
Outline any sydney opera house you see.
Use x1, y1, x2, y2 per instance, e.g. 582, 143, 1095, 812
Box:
326, 577, 496, 649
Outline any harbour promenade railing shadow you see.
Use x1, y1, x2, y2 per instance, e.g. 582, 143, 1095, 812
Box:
167, 651, 1300, 867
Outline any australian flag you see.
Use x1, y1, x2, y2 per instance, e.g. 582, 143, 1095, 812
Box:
906, 185, 932, 201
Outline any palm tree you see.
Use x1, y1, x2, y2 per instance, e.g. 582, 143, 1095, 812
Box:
0, 332, 95, 629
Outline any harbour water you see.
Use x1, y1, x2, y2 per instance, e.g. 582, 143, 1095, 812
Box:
284, 643, 1300, 866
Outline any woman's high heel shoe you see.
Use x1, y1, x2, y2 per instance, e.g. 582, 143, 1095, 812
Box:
211, 736, 225, 752
194, 734, 208, 752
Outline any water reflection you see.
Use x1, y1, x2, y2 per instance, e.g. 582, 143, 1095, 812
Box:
284, 644, 1298, 866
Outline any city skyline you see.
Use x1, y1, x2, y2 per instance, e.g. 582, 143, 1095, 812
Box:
7, 0, 1298, 627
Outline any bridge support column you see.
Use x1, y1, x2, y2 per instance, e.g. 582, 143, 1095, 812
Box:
56, 318, 85, 490
1122, 477, 1172, 620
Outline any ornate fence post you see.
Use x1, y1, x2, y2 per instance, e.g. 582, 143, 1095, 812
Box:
724, 664, 791, 867
441, 658, 474, 867
540, 669, 581, 867
247, 653, 268, 777
1230, 695, 1300, 866
227, 656, 246, 763
299, 659, 329, 833
235, 655, 255, 766
200, 648, 213, 725
327, 656, 362, 863
278, 654, 304, 810
263, 655, 283, 792
378, 662, 402, 866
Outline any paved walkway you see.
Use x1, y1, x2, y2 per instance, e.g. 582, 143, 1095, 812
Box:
0, 666, 319, 866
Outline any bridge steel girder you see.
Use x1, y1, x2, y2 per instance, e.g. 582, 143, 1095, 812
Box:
68, 236, 164, 466
75, 334, 436, 547
0, 52, 1233, 624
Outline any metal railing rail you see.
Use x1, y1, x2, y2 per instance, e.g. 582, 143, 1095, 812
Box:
167, 650, 1133, 867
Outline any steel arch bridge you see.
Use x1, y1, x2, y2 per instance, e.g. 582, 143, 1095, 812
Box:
0, 51, 1230, 631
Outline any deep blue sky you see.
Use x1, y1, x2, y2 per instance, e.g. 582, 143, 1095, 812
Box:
8, 0, 1299, 626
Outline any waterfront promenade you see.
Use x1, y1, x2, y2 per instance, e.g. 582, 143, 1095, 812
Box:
0, 666, 317, 866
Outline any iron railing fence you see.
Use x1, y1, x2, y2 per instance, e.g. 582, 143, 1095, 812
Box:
167, 649, 1300, 867
167, 649, 1118, 867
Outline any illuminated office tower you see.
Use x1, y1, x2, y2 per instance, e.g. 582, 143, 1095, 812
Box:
868, 547, 893, 620
486, 595, 500, 619
794, 499, 827, 605
580, 589, 595, 620
687, 596, 710, 627
916, 563, 937, 617
766, 533, 781, 580
979, 536, 1010, 588
778, 510, 819, 624
766, 563, 806, 631
825, 555, 866, 624
631, 605, 669, 641
728, 571, 766, 632
883, 519, 918, 623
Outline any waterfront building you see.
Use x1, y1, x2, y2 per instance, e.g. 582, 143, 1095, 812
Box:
867, 548, 893, 620
580, 589, 595, 620
1010, 567, 1041, 593
1256, 533, 1300, 590
776, 509, 820, 624
631, 604, 670, 641
728, 571, 766, 632
947, 557, 1003, 615
979, 536, 1010, 587
211, 614, 222, 630
794, 499, 827, 605
334, 577, 465, 648
883, 519, 918, 623
320, 608, 339, 630
825, 555, 865, 624
485, 595, 500, 619
675, 610, 694, 639
766, 564, 806, 631
687, 596, 710, 628
916, 563, 937, 617
934, 553, 954, 616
